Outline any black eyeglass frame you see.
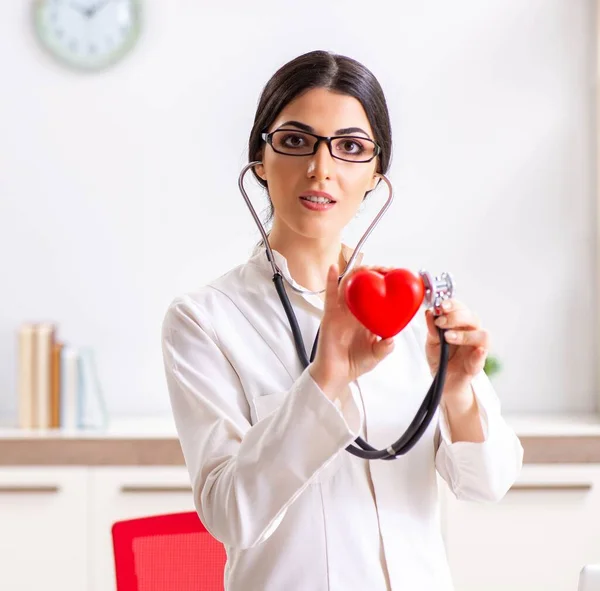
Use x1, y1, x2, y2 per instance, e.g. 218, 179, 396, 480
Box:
261, 129, 381, 163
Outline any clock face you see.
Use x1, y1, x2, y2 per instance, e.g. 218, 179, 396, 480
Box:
33, 0, 141, 71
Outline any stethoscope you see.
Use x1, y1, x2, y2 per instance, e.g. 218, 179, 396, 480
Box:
238, 161, 455, 460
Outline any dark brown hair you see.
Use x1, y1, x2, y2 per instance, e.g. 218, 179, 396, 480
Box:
248, 50, 393, 226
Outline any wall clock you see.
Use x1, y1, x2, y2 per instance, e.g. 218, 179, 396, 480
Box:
33, 0, 141, 71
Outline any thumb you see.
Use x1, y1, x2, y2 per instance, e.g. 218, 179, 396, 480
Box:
323, 263, 339, 313
372, 337, 395, 361
425, 309, 438, 340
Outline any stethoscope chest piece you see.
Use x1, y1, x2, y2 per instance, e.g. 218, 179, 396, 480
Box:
420, 270, 455, 315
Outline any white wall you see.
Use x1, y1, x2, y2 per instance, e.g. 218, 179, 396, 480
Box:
1, 0, 597, 420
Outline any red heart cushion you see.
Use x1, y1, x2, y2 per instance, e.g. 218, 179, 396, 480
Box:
344, 269, 425, 339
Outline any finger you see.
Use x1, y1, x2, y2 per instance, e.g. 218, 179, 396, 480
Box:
372, 336, 395, 361
323, 264, 340, 313
466, 347, 487, 374
434, 309, 481, 330
339, 263, 366, 286
425, 309, 440, 339
368, 266, 393, 274
339, 265, 391, 295
444, 329, 490, 349
439, 298, 467, 313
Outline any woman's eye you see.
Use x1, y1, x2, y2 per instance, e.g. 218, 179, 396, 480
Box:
282, 134, 306, 147
338, 139, 364, 154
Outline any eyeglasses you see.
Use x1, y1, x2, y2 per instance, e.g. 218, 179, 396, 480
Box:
261, 129, 381, 163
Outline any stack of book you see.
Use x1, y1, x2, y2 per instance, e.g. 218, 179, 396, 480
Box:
17, 322, 107, 430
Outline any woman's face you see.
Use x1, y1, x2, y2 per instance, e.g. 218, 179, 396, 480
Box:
256, 87, 380, 243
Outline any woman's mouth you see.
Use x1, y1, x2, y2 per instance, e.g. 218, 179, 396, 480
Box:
299, 192, 336, 211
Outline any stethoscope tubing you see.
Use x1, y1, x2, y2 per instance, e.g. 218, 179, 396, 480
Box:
238, 161, 394, 287
239, 162, 449, 460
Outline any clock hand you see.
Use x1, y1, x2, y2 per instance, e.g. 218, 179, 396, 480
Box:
87, 0, 112, 18
68, 1, 88, 15
68, 1, 96, 18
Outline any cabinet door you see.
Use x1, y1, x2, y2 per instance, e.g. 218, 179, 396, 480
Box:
0, 467, 88, 591
444, 464, 600, 591
89, 466, 195, 591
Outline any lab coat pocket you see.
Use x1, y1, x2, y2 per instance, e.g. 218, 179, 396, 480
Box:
250, 391, 343, 486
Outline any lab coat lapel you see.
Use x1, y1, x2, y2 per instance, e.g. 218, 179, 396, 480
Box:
236, 244, 365, 387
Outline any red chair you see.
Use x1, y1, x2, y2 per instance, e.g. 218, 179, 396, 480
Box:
111, 511, 227, 591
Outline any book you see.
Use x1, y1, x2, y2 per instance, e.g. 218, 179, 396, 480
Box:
50, 341, 64, 429
60, 346, 108, 430
17, 324, 36, 429
78, 347, 108, 430
34, 323, 55, 429
60, 345, 80, 431
17, 322, 107, 431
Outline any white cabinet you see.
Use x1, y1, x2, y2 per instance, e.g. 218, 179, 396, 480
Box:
0, 466, 194, 591
0, 467, 89, 591
89, 467, 195, 591
1, 463, 599, 591
444, 464, 600, 591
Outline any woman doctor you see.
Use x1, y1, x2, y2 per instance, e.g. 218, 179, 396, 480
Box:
161, 50, 524, 591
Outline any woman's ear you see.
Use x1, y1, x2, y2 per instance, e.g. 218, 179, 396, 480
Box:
368, 173, 381, 192
254, 149, 268, 181
254, 162, 267, 181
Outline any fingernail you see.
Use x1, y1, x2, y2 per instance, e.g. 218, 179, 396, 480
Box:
435, 316, 447, 326
442, 300, 452, 311
445, 331, 457, 341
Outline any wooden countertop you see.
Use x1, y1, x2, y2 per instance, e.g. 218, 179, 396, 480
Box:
0, 414, 599, 466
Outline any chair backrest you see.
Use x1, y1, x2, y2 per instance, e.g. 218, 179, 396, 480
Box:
111, 511, 227, 591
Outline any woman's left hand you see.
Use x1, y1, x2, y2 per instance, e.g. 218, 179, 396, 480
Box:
424, 299, 490, 402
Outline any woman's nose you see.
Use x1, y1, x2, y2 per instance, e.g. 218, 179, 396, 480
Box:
306, 141, 334, 181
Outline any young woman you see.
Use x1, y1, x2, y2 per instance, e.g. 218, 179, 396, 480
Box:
161, 50, 523, 591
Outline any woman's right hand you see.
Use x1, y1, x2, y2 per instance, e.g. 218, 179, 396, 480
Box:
309, 263, 395, 401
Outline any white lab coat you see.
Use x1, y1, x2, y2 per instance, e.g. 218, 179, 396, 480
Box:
161, 244, 524, 591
